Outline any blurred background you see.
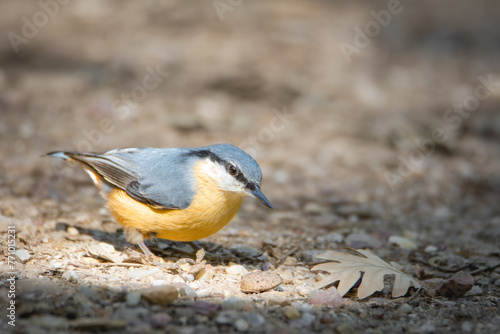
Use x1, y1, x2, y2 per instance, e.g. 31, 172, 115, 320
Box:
1, 0, 500, 250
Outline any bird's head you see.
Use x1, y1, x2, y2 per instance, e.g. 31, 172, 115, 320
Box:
190, 144, 272, 208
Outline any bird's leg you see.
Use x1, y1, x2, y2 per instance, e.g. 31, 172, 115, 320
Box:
138, 240, 153, 256
124, 227, 154, 256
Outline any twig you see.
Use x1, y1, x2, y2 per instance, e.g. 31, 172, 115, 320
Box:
406, 286, 424, 303
277, 246, 300, 266
469, 262, 500, 275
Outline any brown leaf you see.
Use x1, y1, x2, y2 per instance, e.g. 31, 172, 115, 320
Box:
423, 271, 474, 297
312, 248, 421, 299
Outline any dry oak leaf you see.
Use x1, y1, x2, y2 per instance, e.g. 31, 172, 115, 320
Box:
312, 248, 421, 299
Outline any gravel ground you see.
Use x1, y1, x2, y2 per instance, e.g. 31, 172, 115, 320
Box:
1, 1, 500, 333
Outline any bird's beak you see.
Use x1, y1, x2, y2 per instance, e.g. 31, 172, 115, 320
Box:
245, 186, 273, 209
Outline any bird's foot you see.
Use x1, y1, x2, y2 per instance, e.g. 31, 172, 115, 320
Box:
135, 240, 166, 265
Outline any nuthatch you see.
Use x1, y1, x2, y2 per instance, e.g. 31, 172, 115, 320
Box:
47, 144, 272, 256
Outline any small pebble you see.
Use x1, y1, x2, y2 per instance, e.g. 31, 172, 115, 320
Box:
141, 285, 178, 306
55, 222, 68, 231
241, 312, 266, 328
196, 288, 212, 297
191, 300, 221, 316
126, 292, 142, 307
103, 274, 120, 283
189, 281, 201, 290
223, 289, 232, 298
62, 270, 79, 282
320, 312, 333, 324
182, 273, 195, 282
241, 271, 283, 293
222, 296, 244, 311
268, 297, 292, 307
230, 245, 263, 258
226, 264, 249, 276
261, 262, 273, 271
152, 280, 170, 286
234, 318, 250, 332
172, 276, 185, 284
279, 269, 294, 284
178, 262, 191, 272
424, 271, 474, 298
345, 233, 382, 249
14, 249, 31, 262
296, 303, 313, 313
389, 236, 417, 250
309, 287, 344, 309
34, 314, 68, 330
434, 206, 451, 220
299, 250, 327, 263
215, 310, 239, 325
296, 285, 313, 297
151, 312, 173, 329
336, 322, 352, 334
196, 268, 214, 281
98, 242, 115, 253
178, 285, 197, 298
461, 321, 474, 333
67, 226, 79, 236
51, 261, 63, 268
113, 307, 148, 326
127, 268, 162, 279
465, 285, 483, 296
398, 303, 412, 315
317, 232, 343, 244
424, 245, 438, 253
79, 286, 101, 303
283, 306, 300, 320
420, 323, 437, 333
283, 256, 297, 266
293, 312, 316, 327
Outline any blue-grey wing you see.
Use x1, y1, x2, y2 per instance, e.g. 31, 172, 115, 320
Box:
124, 148, 197, 210
57, 150, 138, 191
60, 148, 196, 210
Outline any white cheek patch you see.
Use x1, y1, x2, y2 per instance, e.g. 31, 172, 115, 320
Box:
199, 159, 244, 193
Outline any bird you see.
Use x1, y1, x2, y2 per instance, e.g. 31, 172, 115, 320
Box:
46, 144, 272, 256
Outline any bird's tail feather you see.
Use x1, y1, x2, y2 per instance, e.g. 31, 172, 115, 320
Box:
46, 151, 71, 160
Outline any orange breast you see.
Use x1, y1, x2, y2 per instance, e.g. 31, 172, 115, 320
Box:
107, 161, 244, 241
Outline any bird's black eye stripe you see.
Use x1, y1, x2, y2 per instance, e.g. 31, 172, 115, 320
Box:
227, 163, 248, 183
235, 173, 248, 184
186, 149, 249, 184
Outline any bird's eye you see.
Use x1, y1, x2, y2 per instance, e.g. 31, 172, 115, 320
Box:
228, 164, 238, 176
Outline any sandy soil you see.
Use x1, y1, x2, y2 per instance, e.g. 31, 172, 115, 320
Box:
1, 1, 499, 333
